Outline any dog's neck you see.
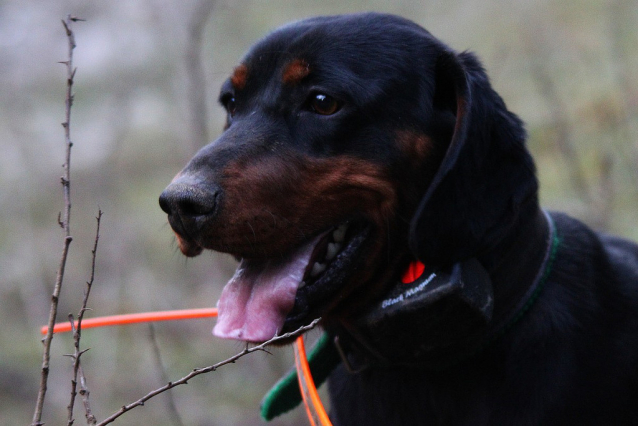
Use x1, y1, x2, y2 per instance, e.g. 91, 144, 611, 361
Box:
332, 203, 555, 370
477, 204, 551, 334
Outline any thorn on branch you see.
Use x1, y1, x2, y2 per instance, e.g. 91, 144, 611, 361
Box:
61, 19, 71, 35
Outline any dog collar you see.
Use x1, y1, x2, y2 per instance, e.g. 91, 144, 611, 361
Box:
262, 211, 560, 421
336, 210, 559, 370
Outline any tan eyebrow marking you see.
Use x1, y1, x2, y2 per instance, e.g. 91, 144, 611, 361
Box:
231, 64, 249, 90
282, 59, 311, 85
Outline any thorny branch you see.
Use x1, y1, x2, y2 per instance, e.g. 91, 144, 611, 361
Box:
96, 318, 321, 425
32, 15, 84, 426
78, 364, 97, 425
67, 211, 102, 425
66, 319, 90, 425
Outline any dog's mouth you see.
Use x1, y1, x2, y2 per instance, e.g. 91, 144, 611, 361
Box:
213, 221, 369, 342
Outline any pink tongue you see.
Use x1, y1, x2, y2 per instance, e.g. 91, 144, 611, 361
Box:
213, 236, 319, 342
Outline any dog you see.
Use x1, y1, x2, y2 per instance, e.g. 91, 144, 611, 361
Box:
159, 13, 638, 425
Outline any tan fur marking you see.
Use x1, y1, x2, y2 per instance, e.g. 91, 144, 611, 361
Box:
395, 130, 433, 164
203, 154, 396, 258
174, 232, 203, 257
231, 64, 248, 90
282, 59, 310, 85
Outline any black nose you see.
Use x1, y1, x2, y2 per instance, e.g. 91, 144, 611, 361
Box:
159, 183, 220, 218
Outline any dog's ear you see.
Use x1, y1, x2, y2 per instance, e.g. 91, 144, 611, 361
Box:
409, 50, 537, 266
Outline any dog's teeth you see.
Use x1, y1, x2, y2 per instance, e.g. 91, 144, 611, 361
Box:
326, 242, 341, 260
311, 262, 326, 277
333, 224, 348, 243
299, 281, 307, 289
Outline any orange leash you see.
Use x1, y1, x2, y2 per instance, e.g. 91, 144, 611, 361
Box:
41, 308, 330, 426
294, 335, 333, 426
40, 308, 218, 335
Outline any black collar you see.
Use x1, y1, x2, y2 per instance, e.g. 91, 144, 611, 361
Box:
331, 208, 559, 370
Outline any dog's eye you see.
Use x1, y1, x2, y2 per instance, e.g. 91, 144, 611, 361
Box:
225, 97, 237, 117
309, 93, 340, 115
220, 93, 237, 117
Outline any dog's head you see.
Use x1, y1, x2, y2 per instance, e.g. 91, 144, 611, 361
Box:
159, 13, 537, 343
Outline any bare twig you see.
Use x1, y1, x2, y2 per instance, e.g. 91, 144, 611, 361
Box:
148, 324, 184, 426
67, 210, 102, 425
79, 364, 98, 425
66, 316, 90, 425
185, 0, 216, 151
32, 15, 83, 426
96, 318, 321, 425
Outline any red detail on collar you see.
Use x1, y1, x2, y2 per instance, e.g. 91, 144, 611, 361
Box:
402, 261, 426, 284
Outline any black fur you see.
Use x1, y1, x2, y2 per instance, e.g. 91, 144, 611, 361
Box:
160, 13, 638, 425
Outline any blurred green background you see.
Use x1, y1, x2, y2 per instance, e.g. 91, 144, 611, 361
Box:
1, 0, 636, 425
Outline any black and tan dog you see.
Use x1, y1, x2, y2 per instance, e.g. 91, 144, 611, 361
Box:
159, 13, 638, 425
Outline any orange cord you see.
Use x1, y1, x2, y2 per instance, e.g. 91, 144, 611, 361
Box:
294, 336, 333, 426
41, 307, 330, 425
40, 307, 218, 335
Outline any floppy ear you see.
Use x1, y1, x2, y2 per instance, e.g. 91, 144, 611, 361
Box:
409, 50, 537, 266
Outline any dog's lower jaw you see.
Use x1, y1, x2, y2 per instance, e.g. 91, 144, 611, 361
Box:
213, 222, 386, 342
281, 225, 387, 333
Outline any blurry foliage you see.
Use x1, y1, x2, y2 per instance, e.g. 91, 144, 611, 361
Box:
0, 0, 636, 424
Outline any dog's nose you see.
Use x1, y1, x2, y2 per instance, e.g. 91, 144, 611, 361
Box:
159, 183, 220, 218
